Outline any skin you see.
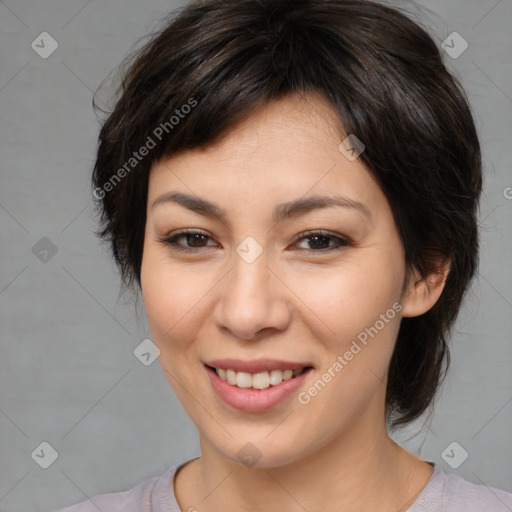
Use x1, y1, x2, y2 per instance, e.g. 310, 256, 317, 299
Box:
140, 92, 450, 512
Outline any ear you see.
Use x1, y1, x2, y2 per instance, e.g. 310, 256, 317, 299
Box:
401, 259, 451, 318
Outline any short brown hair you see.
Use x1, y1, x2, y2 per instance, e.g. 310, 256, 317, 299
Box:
92, 0, 482, 429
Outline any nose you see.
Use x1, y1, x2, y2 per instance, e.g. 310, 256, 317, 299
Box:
213, 248, 291, 341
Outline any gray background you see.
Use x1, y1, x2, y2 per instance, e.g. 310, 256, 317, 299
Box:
0, 0, 511, 511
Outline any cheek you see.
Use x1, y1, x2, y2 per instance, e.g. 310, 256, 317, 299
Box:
291, 252, 403, 350
297, 272, 402, 433
292, 255, 404, 421
140, 245, 211, 352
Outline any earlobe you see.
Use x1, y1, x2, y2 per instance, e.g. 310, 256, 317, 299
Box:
400, 259, 451, 318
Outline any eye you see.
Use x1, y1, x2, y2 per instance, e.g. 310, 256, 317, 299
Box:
157, 229, 218, 254
290, 230, 351, 253
158, 229, 351, 254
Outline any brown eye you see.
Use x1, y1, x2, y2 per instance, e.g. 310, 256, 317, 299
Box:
291, 230, 351, 253
158, 230, 218, 253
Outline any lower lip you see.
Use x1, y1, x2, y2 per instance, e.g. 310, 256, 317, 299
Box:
206, 366, 313, 412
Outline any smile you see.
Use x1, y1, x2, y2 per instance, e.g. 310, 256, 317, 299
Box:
210, 367, 307, 389
204, 359, 314, 412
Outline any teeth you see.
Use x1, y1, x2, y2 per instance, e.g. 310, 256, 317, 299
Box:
226, 369, 237, 385
236, 371, 253, 388
252, 371, 270, 389
269, 369, 283, 385
214, 367, 305, 389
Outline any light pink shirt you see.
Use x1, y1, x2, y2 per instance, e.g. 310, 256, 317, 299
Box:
55, 460, 512, 511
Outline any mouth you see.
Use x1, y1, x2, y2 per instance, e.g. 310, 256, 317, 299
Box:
205, 364, 313, 390
204, 359, 314, 412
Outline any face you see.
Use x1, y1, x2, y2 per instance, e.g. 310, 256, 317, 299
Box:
141, 93, 411, 468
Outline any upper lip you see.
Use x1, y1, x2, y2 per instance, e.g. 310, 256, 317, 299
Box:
204, 359, 313, 373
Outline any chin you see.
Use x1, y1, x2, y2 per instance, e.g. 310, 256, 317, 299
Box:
211, 434, 314, 471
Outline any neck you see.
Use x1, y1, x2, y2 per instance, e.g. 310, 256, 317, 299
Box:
175, 414, 433, 512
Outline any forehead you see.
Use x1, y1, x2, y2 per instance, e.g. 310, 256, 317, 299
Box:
202, 93, 345, 162
153, 93, 345, 172
147, 93, 384, 218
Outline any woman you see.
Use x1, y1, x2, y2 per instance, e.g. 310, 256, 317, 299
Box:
57, 0, 512, 510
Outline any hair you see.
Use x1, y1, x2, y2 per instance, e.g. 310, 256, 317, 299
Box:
92, 0, 482, 429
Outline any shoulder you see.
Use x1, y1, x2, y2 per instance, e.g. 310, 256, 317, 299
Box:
408, 463, 512, 511
54, 463, 183, 512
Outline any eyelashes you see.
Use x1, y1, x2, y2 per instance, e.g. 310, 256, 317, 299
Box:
157, 229, 352, 255
159, 230, 216, 253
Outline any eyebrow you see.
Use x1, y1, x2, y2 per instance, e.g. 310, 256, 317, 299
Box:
151, 191, 371, 222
